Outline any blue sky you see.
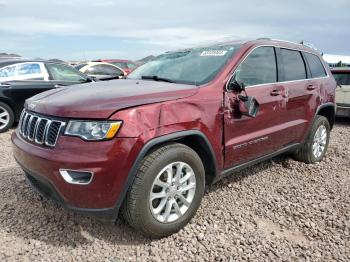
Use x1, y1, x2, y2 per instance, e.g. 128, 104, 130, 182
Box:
0, 0, 349, 61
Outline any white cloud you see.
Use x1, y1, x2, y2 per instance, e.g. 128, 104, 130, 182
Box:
0, 16, 83, 35
0, 0, 349, 58
55, 50, 129, 61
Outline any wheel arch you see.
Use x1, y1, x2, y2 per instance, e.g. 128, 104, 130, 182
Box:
133, 130, 218, 185
316, 102, 336, 130
115, 130, 218, 217
0, 97, 18, 120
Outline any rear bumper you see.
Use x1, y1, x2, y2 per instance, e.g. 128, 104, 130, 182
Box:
12, 130, 140, 222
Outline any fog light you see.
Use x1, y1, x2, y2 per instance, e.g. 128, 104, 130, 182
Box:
59, 169, 94, 185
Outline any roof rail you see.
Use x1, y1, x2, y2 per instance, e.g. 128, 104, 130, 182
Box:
256, 37, 271, 40
256, 38, 303, 46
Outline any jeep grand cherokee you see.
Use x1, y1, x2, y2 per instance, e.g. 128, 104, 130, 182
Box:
12, 39, 336, 238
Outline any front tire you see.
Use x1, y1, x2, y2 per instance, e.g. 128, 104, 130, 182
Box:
294, 115, 330, 164
122, 143, 205, 238
0, 102, 14, 133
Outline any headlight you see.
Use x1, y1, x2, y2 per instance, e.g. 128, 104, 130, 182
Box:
65, 121, 122, 141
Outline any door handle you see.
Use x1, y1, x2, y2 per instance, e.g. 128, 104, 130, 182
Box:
270, 89, 281, 96
307, 84, 316, 90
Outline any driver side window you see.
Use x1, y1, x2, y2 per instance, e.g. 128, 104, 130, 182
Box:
235, 47, 277, 87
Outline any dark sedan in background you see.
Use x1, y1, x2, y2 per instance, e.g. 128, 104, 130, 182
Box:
0, 60, 93, 132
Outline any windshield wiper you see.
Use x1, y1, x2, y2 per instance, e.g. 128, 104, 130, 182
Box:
141, 75, 174, 83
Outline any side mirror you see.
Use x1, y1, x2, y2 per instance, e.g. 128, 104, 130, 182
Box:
238, 95, 259, 118
227, 77, 245, 93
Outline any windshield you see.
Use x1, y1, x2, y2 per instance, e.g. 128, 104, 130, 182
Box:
128, 44, 240, 85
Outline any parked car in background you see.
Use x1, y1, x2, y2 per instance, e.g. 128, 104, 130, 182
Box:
331, 68, 350, 117
79, 62, 125, 80
74, 63, 88, 70
93, 59, 138, 75
12, 39, 336, 238
0, 60, 93, 132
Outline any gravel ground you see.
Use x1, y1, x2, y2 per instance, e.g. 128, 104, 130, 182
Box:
0, 121, 349, 261
0, 129, 16, 169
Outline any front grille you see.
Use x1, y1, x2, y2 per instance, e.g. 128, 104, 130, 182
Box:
18, 110, 65, 147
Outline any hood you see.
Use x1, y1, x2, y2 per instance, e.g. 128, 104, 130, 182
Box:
25, 79, 198, 119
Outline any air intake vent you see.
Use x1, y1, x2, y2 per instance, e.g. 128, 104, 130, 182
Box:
18, 111, 65, 148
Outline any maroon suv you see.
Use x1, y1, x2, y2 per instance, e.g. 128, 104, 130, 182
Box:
12, 39, 336, 237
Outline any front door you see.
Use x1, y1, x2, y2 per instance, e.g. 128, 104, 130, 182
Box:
224, 46, 289, 168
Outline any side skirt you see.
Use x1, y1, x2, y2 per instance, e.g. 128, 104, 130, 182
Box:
214, 143, 301, 183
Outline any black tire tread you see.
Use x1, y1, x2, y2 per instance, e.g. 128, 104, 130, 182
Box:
122, 143, 204, 238
0, 101, 14, 133
294, 115, 330, 164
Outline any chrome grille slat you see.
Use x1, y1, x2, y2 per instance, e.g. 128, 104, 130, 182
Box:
20, 112, 27, 134
22, 113, 31, 136
18, 110, 65, 148
33, 118, 41, 141
28, 116, 39, 141
44, 120, 52, 146
18, 110, 25, 133
26, 115, 34, 137
35, 119, 48, 144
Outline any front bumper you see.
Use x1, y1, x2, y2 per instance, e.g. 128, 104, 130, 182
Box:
12, 130, 140, 222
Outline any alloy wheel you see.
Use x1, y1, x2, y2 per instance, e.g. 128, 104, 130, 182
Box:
149, 162, 196, 223
0, 106, 10, 130
312, 125, 327, 158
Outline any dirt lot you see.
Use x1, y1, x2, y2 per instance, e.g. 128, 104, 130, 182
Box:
0, 121, 349, 261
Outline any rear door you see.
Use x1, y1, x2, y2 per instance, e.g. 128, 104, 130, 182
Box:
0, 62, 53, 116
2, 80, 54, 117
224, 46, 289, 168
272, 48, 311, 143
275, 49, 328, 143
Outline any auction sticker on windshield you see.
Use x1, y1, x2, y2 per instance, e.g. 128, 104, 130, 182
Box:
200, 50, 228, 56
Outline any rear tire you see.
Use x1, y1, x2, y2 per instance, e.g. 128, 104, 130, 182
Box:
0, 102, 14, 133
294, 115, 330, 164
122, 143, 205, 238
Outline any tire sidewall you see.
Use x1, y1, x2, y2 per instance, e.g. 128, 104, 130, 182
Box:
0, 102, 14, 133
136, 145, 205, 236
308, 116, 330, 163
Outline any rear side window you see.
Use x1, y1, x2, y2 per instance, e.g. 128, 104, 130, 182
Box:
16, 63, 41, 75
304, 53, 327, 78
235, 47, 277, 87
0, 63, 43, 80
333, 73, 350, 85
0, 65, 16, 77
280, 49, 306, 81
